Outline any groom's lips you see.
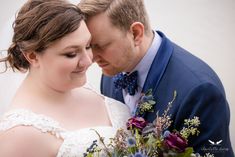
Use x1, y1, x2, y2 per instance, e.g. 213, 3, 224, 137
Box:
98, 62, 109, 68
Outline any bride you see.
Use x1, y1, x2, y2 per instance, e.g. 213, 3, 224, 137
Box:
0, 0, 130, 157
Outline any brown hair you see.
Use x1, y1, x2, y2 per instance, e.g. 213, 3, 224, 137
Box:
78, 0, 151, 33
0, 0, 85, 72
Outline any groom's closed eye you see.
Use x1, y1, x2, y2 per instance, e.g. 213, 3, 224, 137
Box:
90, 45, 103, 55
91, 42, 111, 51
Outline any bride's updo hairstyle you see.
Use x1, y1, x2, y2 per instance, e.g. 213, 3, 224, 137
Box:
1, 0, 85, 72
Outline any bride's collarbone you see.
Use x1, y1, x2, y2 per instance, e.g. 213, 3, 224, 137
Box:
56, 104, 112, 131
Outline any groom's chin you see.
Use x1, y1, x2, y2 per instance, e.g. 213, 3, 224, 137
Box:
101, 68, 121, 77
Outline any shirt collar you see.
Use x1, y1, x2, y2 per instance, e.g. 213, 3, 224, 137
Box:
133, 31, 162, 89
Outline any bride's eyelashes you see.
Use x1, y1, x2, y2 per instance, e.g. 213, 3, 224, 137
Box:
62, 43, 92, 58
63, 52, 77, 58
86, 45, 92, 50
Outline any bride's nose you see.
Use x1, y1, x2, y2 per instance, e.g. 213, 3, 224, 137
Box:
78, 50, 93, 68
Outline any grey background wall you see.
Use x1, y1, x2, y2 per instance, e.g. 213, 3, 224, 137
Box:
0, 0, 234, 150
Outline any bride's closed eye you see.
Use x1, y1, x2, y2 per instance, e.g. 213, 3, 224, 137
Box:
86, 44, 92, 50
64, 52, 77, 58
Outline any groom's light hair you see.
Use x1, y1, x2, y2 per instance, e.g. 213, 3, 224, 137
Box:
78, 0, 151, 34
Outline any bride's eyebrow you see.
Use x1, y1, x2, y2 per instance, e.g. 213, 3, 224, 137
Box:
63, 45, 81, 50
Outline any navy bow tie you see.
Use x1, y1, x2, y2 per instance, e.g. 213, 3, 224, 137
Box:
113, 71, 138, 96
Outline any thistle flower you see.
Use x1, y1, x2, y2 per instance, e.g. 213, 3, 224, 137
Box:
127, 136, 136, 147
129, 150, 148, 157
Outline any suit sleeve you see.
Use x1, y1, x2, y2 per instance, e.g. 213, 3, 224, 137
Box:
174, 83, 233, 156
100, 74, 114, 98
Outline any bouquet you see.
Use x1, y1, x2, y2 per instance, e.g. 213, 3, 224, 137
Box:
84, 90, 214, 157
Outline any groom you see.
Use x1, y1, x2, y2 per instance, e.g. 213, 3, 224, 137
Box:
79, 0, 233, 156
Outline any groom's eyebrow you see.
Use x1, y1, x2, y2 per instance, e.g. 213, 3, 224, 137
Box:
91, 40, 110, 48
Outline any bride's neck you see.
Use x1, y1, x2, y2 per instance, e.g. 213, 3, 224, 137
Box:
12, 73, 72, 107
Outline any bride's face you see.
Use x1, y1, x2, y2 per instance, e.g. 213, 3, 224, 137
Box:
36, 21, 93, 92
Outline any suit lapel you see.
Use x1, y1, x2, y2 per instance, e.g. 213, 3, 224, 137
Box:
142, 31, 173, 94
140, 31, 174, 118
113, 88, 125, 103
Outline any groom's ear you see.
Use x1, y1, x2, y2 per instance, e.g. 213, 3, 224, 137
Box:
129, 22, 144, 46
22, 51, 40, 68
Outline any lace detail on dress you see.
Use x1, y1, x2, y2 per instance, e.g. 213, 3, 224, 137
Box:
0, 109, 65, 138
0, 97, 131, 157
57, 127, 116, 157
57, 97, 131, 157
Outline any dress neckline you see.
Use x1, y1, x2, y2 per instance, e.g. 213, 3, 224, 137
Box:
2, 96, 115, 133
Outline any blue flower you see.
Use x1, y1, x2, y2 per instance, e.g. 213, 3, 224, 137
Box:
129, 151, 148, 157
163, 130, 171, 138
127, 136, 136, 147
141, 95, 153, 102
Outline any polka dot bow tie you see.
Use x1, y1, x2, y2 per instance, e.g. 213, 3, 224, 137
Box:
113, 71, 138, 96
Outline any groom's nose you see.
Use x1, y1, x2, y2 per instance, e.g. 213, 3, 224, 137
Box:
92, 50, 101, 63
92, 54, 98, 63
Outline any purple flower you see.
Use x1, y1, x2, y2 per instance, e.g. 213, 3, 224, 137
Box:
127, 117, 148, 131
164, 132, 188, 152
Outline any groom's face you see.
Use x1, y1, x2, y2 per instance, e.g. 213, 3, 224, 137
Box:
87, 13, 137, 76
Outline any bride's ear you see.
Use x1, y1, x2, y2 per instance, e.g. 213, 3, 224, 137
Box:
22, 51, 40, 68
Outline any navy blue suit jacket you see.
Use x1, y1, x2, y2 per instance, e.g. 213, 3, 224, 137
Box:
101, 31, 234, 156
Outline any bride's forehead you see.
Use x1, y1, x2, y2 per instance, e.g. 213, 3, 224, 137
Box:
46, 29, 90, 52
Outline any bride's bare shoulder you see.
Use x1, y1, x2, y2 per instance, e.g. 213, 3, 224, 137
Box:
0, 126, 61, 157
73, 86, 105, 103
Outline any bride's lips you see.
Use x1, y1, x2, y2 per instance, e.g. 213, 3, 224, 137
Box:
72, 68, 87, 74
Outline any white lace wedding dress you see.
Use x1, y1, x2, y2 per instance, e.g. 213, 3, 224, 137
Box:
0, 95, 131, 157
